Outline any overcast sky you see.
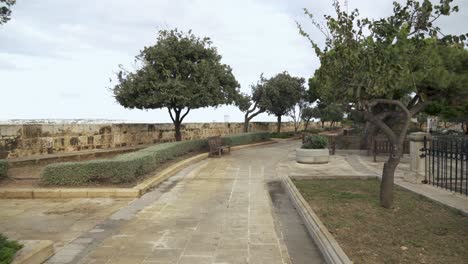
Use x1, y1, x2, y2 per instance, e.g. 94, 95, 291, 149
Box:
0, 0, 466, 123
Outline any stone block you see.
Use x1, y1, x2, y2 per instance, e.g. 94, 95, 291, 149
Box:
60, 189, 88, 198
115, 189, 140, 198
33, 189, 61, 198
87, 189, 116, 198
4, 189, 33, 199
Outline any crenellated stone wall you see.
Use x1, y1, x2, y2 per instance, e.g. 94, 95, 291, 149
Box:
0, 121, 316, 159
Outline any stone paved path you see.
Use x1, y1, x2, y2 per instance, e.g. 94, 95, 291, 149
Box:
47, 141, 323, 264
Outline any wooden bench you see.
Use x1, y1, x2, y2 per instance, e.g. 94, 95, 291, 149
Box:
208, 136, 231, 157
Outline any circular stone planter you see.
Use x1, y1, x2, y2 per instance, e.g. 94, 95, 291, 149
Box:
296, 148, 329, 164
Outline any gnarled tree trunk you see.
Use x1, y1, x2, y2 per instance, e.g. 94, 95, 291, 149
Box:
243, 106, 264, 133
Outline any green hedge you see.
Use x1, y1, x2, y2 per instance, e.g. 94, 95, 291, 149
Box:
41, 132, 270, 186
0, 160, 8, 180
222, 132, 270, 146
270, 131, 296, 138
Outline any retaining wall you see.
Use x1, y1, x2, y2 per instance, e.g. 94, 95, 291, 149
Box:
0, 121, 315, 159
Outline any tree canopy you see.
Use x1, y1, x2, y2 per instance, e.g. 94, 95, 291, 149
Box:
299, 0, 467, 208
112, 29, 240, 141
236, 75, 268, 132
312, 102, 344, 128
263, 72, 305, 132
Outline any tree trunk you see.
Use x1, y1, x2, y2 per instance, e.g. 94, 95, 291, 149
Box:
304, 120, 310, 131
174, 121, 182, 141
380, 152, 400, 208
321, 121, 324, 128
243, 114, 249, 133
277, 115, 282, 133
168, 107, 190, 142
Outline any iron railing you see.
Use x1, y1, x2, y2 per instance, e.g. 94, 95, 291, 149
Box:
422, 136, 468, 196
371, 138, 410, 162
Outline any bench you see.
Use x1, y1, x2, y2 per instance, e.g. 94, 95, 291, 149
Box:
208, 136, 231, 157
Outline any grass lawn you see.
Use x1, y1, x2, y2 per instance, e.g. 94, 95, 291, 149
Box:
0, 234, 22, 264
293, 179, 468, 264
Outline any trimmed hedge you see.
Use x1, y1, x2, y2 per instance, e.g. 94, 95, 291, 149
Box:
270, 131, 296, 138
0, 160, 8, 180
41, 132, 270, 186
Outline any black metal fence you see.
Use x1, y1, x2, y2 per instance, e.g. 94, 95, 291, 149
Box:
369, 138, 410, 162
422, 136, 468, 196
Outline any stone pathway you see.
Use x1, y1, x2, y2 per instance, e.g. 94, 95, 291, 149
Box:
47, 141, 324, 264
0, 198, 129, 250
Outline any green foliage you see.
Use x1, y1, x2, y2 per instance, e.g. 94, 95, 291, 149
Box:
299, 0, 467, 208
0, 234, 22, 264
263, 72, 305, 119
41, 133, 269, 186
303, 128, 322, 134
236, 75, 267, 113
0, 160, 8, 180
112, 29, 240, 140
236, 75, 268, 132
300, 0, 467, 114
302, 135, 328, 149
0, 0, 15, 25
270, 131, 295, 138
315, 102, 344, 124
221, 132, 270, 146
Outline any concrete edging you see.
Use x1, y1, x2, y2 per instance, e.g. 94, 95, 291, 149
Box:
12, 240, 54, 264
281, 174, 352, 264
0, 140, 277, 199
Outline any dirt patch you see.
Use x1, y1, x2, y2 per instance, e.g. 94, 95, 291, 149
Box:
293, 179, 468, 264
0, 151, 203, 188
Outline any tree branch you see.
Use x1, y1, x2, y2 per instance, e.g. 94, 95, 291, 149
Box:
167, 108, 175, 123
246, 108, 265, 122
180, 108, 191, 123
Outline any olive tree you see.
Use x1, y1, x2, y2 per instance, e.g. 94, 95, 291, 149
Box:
263, 72, 305, 133
236, 75, 267, 132
299, 0, 467, 208
301, 106, 316, 131
112, 29, 240, 141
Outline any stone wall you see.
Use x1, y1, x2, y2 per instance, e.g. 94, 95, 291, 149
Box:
0, 121, 314, 159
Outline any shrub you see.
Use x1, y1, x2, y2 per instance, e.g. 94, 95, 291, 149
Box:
303, 128, 322, 134
270, 131, 295, 138
302, 135, 328, 149
0, 234, 22, 264
0, 160, 8, 180
41, 132, 269, 186
222, 132, 270, 146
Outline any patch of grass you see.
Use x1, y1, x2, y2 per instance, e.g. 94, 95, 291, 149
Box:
293, 179, 468, 264
0, 234, 22, 264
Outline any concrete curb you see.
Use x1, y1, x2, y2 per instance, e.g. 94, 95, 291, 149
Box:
0, 140, 277, 199
12, 240, 54, 264
281, 175, 352, 264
